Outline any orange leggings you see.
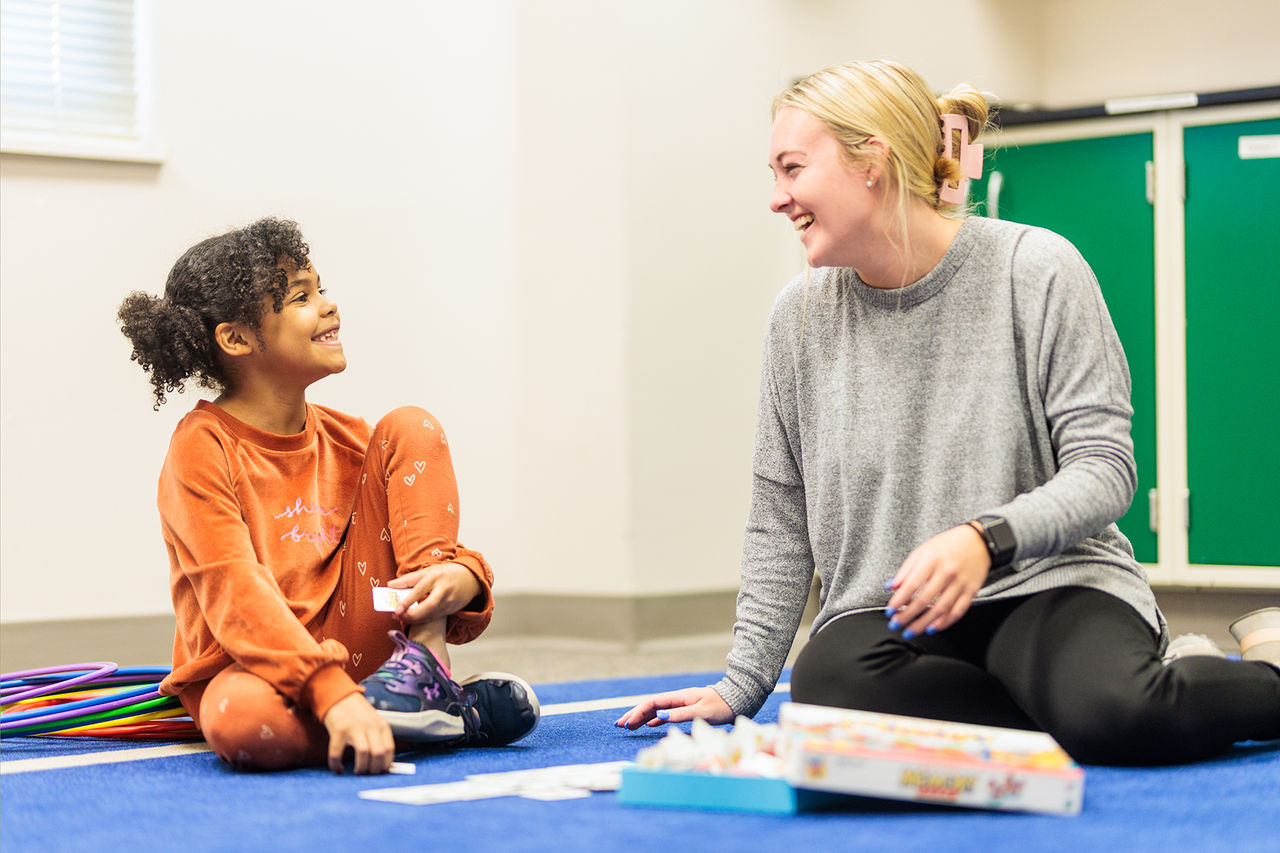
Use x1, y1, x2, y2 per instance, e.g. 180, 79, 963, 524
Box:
182, 407, 491, 771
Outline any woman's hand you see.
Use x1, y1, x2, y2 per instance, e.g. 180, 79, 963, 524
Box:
322, 693, 395, 774
614, 687, 734, 729
390, 562, 482, 623
885, 524, 991, 637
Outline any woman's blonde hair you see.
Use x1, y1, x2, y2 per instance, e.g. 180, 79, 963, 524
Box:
773, 60, 991, 260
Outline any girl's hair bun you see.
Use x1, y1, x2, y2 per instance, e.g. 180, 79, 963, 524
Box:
117, 291, 212, 409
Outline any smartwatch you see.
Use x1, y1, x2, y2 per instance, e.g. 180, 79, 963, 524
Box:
970, 515, 1016, 569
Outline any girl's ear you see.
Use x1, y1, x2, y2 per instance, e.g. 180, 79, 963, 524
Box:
213, 322, 254, 358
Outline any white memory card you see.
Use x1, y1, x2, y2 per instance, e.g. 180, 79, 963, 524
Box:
371, 586, 413, 612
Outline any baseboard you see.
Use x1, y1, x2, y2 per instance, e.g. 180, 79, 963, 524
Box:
1151, 587, 1278, 649
460, 590, 744, 643
2, 587, 1267, 673
0, 591, 746, 672
0, 614, 179, 673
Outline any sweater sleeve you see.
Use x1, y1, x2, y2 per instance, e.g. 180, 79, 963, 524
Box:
992, 233, 1138, 561
443, 545, 494, 644
160, 425, 356, 712
714, 327, 814, 718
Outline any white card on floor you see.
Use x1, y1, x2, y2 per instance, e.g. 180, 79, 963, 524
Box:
520, 787, 593, 801
372, 586, 411, 612
358, 761, 634, 806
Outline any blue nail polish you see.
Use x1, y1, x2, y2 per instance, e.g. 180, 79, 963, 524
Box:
883, 581, 895, 590
925, 626, 937, 635
902, 629, 916, 639
656, 709, 670, 720
884, 606, 896, 617
888, 619, 900, 631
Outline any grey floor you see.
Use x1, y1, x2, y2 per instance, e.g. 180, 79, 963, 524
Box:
446, 629, 810, 685
1, 589, 1269, 684
444, 588, 1277, 685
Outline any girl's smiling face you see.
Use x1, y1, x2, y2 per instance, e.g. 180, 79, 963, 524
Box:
253, 262, 346, 387
768, 107, 880, 268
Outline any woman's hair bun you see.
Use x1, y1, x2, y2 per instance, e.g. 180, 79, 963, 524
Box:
936, 83, 991, 141
933, 152, 964, 187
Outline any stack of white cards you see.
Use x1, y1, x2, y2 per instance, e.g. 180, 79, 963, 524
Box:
358, 761, 630, 806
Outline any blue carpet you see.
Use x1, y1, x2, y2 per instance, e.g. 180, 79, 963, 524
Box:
2, 670, 1277, 853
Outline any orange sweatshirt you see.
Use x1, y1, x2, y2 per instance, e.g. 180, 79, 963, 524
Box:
156, 400, 492, 721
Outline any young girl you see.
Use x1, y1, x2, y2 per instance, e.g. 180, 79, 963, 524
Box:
617, 60, 1280, 765
118, 217, 538, 774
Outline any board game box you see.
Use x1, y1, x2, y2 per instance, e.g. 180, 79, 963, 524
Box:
780, 702, 1084, 816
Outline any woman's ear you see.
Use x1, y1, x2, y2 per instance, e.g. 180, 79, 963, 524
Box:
213, 322, 254, 358
863, 136, 890, 185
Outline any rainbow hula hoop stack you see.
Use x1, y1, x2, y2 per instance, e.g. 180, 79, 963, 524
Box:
1, 664, 200, 740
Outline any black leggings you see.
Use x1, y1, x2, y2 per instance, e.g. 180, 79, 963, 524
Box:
790, 587, 1280, 765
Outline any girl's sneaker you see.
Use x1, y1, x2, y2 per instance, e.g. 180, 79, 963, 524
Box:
359, 630, 539, 746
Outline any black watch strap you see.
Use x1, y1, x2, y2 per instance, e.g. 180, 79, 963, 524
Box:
970, 515, 1016, 569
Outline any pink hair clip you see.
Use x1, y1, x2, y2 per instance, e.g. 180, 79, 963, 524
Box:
939, 113, 983, 204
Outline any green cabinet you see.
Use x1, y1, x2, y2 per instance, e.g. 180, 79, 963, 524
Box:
966, 111, 1280, 576
1183, 118, 1280, 567
969, 134, 1159, 563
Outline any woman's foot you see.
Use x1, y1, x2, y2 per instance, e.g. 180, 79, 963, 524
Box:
1162, 633, 1226, 664
1229, 607, 1280, 668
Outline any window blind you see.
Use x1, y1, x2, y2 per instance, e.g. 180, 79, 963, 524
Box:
1, 0, 144, 153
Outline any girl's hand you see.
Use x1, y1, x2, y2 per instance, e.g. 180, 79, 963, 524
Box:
885, 524, 991, 638
323, 693, 395, 774
390, 562, 482, 624
614, 687, 734, 729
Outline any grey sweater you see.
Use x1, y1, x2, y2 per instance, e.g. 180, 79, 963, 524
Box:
714, 216, 1165, 718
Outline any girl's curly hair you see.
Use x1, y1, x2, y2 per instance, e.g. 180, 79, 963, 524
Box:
118, 218, 311, 408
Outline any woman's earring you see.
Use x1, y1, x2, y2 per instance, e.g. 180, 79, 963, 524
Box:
866, 179, 874, 188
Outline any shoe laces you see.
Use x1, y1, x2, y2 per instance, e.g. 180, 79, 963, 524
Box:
455, 686, 485, 743
366, 649, 426, 685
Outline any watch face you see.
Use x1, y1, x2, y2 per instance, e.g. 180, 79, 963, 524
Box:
978, 516, 1016, 563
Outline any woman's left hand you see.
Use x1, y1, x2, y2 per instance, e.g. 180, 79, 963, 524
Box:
885, 524, 991, 637
390, 562, 482, 623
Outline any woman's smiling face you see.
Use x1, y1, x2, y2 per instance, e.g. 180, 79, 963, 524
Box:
768, 107, 879, 269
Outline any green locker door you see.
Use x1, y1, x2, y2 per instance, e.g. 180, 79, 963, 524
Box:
969, 133, 1158, 562
1184, 118, 1280, 567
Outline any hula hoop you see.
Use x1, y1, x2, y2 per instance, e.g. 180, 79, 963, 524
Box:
2, 665, 168, 684
0, 663, 117, 705
1, 667, 172, 694
2, 692, 169, 735
61, 707, 185, 733
1, 686, 161, 727
0, 662, 200, 741
59, 721, 196, 739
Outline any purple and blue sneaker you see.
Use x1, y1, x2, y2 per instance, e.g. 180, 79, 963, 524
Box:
359, 630, 540, 746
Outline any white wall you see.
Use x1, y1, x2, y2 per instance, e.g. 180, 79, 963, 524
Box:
1037, 0, 1280, 108
777, 0, 1045, 106
509, 2, 633, 595
618, 1, 792, 595
1, 1, 525, 620
2, 0, 1276, 626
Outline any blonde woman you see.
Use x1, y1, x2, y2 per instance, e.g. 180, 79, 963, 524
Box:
618, 60, 1279, 765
